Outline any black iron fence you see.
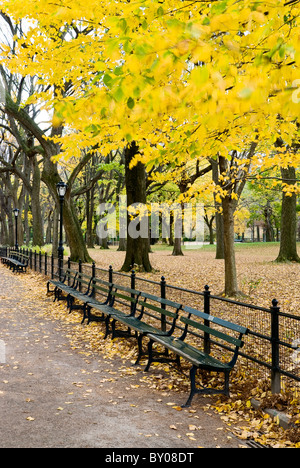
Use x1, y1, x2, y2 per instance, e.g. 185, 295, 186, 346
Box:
1, 246, 299, 394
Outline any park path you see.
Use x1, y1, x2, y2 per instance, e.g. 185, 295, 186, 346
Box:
0, 264, 245, 449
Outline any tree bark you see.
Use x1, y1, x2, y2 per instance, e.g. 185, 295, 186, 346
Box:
117, 237, 127, 251
211, 158, 224, 259
218, 143, 257, 296
172, 236, 184, 256
31, 158, 44, 247
276, 166, 300, 262
222, 196, 239, 296
121, 142, 152, 272
42, 157, 92, 263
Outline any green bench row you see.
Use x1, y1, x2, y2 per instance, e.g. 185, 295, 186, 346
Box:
47, 269, 248, 407
1, 252, 29, 273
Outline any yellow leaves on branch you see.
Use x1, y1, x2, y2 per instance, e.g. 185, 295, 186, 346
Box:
1, 0, 300, 187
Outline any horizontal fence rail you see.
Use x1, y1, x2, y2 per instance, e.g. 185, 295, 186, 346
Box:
1, 246, 299, 394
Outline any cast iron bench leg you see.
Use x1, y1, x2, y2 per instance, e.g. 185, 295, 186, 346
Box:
182, 365, 198, 408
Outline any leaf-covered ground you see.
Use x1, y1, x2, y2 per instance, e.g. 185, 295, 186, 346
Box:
2, 243, 299, 448
89, 243, 300, 314
0, 265, 244, 448
86, 243, 300, 448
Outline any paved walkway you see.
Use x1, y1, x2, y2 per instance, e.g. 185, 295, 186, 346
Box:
0, 265, 246, 449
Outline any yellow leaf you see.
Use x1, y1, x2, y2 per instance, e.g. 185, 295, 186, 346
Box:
172, 405, 183, 411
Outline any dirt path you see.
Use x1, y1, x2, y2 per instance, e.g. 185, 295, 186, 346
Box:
0, 264, 247, 449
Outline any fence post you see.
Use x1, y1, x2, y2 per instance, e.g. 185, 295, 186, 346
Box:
203, 285, 211, 354
109, 265, 113, 284
271, 298, 281, 394
160, 276, 166, 332
51, 253, 54, 279
45, 252, 47, 276
131, 269, 136, 313
67, 257, 71, 285
78, 259, 82, 292
91, 262, 96, 297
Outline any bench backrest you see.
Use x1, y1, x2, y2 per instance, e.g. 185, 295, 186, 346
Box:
75, 272, 93, 293
181, 306, 248, 364
10, 252, 29, 265
62, 268, 78, 286
137, 291, 182, 333
91, 277, 113, 302
110, 283, 141, 315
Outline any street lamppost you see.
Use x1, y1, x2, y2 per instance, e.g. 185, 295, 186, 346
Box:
13, 208, 19, 251
56, 182, 67, 279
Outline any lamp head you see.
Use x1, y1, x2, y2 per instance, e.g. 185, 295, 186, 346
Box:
56, 181, 67, 198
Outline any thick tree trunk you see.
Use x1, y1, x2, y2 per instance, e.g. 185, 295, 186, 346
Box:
31, 158, 44, 247
63, 193, 93, 262
118, 237, 127, 251
172, 237, 184, 256
42, 158, 92, 263
121, 142, 152, 272
276, 167, 300, 262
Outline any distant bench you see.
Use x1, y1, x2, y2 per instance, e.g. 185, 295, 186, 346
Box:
1, 251, 29, 273
47, 270, 248, 406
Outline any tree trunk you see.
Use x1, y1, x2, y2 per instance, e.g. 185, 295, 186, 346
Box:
276, 167, 300, 262
169, 212, 174, 246
118, 237, 127, 251
45, 211, 52, 244
172, 203, 184, 256
63, 193, 93, 263
42, 158, 92, 263
208, 220, 214, 245
222, 196, 239, 296
121, 142, 152, 272
52, 209, 59, 257
86, 185, 95, 248
172, 237, 184, 256
211, 158, 225, 259
5, 92, 92, 263
264, 200, 274, 242
31, 158, 44, 247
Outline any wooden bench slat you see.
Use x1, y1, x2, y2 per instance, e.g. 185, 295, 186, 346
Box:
180, 316, 244, 348
140, 291, 182, 310
184, 306, 248, 335
138, 300, 177, 319
111, 291, 138, 303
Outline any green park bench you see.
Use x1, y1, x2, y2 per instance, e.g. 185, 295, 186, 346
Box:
1, 251, 29, 273
46, 273, 248, 406
145, 306, 249, 407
